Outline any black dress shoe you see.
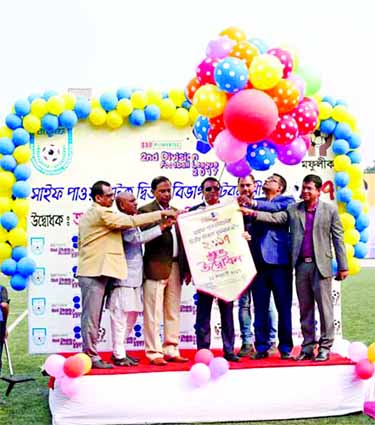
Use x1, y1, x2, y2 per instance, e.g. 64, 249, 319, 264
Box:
294, 352, 314, 361
314, 350, 330, 362
224, 352, 240, 362
238, 343, 255, 357
126, 354, 139, 365
92, 359, 114, 369
252, 351, 269, 360
280, 352, 292, 360
111, 355, 135, 367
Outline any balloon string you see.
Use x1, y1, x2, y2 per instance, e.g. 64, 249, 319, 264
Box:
217, 163, 225, 182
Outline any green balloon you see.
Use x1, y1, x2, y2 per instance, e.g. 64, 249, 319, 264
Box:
297, 65, 321, 96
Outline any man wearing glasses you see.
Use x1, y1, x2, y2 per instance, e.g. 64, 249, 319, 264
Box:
77, 180, 177, 369
190, 177, 239, 362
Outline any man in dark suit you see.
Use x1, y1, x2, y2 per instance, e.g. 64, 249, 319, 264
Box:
244, 174, 348, 362
245, 174, 295, 360
138, 176, 188, 366
190, 177, 239, 362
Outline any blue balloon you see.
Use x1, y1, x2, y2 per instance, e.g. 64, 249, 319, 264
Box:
144, 105, 160, 121
246, 141, 277, 171
0, 155, 17, 171
1, 258, 17, 276
74, 98, 91, 119
214, 57, 248, 93
14, 164, 32, 181
335, 99, 348, 107
128, 109, 145, 126
354, 242, 368, 259
28, 93, 42, 103
0, 138, 15, 155
12, 128, 30, 146
99, 93, 118, 111
12, 246, 27, 261
248, 37, 268, 53
14, 99, 31, 117
319, 118, 337, 135
0, 212, 18, 231
347, 150, 361, 164
41, 114, 59, 134
322, 96, 336, 106
360, 228, 369, 243
161, 90, 169, 98
355, 213, 370, 232
42, 90, 58, 101
16, 257, 36, 277
334, 171, 349, 187
331, 258, 338, 274
181, 100, 191, 110
116, 87, 132, 100
193, 116, 210, 142
346, 200, 363, 218
335, 187, 352, 203
5, 113, 22, 130
348, 134, 361, 149
196, 140, 211, 154
332, 139, 349, 155
12, 181, 31, 198
59, 110, 78, 129
334, 122, 352, 140
10, 273, 28, 291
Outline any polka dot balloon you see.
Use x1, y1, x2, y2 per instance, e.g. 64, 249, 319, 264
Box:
277, 136, 307, 165
265, 78, 300, 114
193, 116, 210, 142
214, 57, 248, 93
196, 57, 219, 85
270, 114, 299, 146
192, 84, 227, 118
229, 40, 259, 67
291, 98, 318, 135
267, 48, 293, 78
185, 76, 201, 102
246, 141, 277, 171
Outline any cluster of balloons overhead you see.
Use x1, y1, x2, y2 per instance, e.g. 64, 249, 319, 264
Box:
189, 349, 229, 387
187, 26, 322, 175
44, 353, 92, 398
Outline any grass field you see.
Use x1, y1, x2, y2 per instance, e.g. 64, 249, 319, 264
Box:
0, 268, 374, 425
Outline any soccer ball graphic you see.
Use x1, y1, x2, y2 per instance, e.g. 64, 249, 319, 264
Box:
41, 143, 61, 163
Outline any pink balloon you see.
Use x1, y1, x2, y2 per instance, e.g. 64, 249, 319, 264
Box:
277, 136, 307, 165
226, 158, 252, 178
196, 57, 219, 85
189, 363, 211, 387
214, 129, 247, 163
194, 349, 214, 365
288, 75, 305, 100
355, 359, 375, 380
291, 98, 318, 135
224, 89, 279, 142
348, 341, 368, 362
59, 376, 81, 398
44, 354, 66, 378
301, 134, 311, 150
267, 48, 293, 78
206, 36, 235, 59
269, 114, 299, 146
209, 357, 229, 379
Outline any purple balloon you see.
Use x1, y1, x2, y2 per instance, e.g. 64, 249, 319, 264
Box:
206, 36, 235, 59
209, 357, 229, 379
288, 74, 305, 101
226, 158, 251, 177
277, 136, 307, 165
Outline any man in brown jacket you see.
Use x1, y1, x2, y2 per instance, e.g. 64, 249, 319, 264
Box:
77, 180, 176, 369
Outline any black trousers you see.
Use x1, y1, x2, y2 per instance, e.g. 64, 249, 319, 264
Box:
0, 321, 5, 373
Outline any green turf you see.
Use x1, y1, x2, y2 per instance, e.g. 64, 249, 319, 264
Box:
0, 268, 374, 424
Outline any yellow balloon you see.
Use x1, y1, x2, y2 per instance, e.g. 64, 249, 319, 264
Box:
131, 91, 147, 109
331, 105, 350, 123
169, 89, 186, 107
0, 126, 13, 138
0, 171, 16, 190
347, 164, 364, 182
61, 93, 76, 110
0, 197, 12, 214
219, 26, 247, 42
337, 202, 346, 214
18, 217, 27, 230
318, 102, 332, 120
333, 155, 351, 172
89, 107, 107, 126
8, 227, 27, 247
345, 113, 357, 131
106, 110, 123, 129
340, 213, 355, 230
345, 243, 355, 258
0, 241, 11, 259
116, 99, 133, 117
249, 54, 283, 90
351, 188, 367, 203
189, 105, 199, 125
171, 108, 189, 127
193, 84, 227, 118
159, 99, 176, 119
12, 198, 30, 217
23, 114, 41, 133
368, 343, 375, 362
13, 145, 32, 163
91, 98, 100, 108
31, 99, 48, 118
363, 202, 369, 214
344, 228, 360, 245
146, 89, 162, 105
46, 96, 65, 115
75, 353, 92, 374
348, 257, 361, 275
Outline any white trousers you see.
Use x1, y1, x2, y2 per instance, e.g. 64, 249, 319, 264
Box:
110, 308, 138, 359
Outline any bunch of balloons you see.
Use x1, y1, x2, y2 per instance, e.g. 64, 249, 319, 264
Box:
189, 349, 229, 387
187, 26, 322, 173
44, 352, 92, 398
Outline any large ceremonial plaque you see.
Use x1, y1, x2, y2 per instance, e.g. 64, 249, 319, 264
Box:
178, 201, 257, 301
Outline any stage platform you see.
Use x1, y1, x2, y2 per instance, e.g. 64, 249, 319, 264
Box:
49, 349, 375, 425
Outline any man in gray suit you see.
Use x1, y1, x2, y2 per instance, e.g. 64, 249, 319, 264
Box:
241, 174, 348, 362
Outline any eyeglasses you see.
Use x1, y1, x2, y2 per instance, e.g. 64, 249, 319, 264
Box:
204, 186, 220, 192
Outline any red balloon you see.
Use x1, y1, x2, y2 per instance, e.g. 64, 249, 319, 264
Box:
267, 48, 293, 78
63, 355, 86, 378
207, 126, 221, 147
291, 98, 318, 135
186, 77, 201, 102
355, 359, 375, 380
270, 114, 299, 145
209, 115, 225, 133
223, 89, 279, 142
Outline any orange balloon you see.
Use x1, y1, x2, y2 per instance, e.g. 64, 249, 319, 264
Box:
230, 40, 259, 67
219, 26, 247, 43
266, 79, 300, 114
63, 355, 86, 378
75, 353, 92, 374
185, 76, 201, 102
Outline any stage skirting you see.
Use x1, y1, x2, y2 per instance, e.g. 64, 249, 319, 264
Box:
49, 359, 374, 425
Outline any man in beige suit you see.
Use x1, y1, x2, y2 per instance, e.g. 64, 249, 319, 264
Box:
77, 180, 176, 368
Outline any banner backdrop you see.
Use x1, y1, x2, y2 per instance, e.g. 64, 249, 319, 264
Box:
27, 122, 341, 354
